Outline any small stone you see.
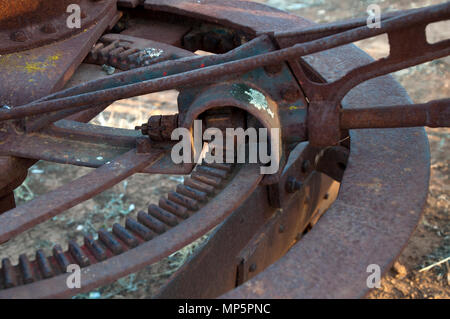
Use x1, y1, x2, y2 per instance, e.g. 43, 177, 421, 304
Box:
391, 261, 408, 279
102, 64, 115, 75
89, 292, 101, 299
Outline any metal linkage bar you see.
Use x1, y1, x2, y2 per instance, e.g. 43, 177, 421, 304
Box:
0, 149, 164, 244
341, 99, 450, 129
0, 2, 448, 128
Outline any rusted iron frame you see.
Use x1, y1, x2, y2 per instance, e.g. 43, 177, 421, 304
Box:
11, 36, 269, 134
0, 0, 118, 55
157, 142, 339, 298
0, 120, 141, 167
0, 149, 165, 244
0, 1, 121, 213
284, 17, 449, 145
0, 164, 262, 298
340, 99, 450, 129
0, 36, 294, 169
24, 34, 196, 132
0, 2, 446, 145
0, 0, 442, 300
273, 6, 422, 43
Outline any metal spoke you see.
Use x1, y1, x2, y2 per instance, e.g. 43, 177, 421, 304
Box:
0, 149, 164, 244
0, 120, 142, 167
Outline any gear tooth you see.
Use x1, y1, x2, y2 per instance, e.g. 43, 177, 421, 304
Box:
112, 223, 139, 248
118, 48, 140, 61
1, 258, 17, 288
203, 162, 234, 172
196, 165, 229, 178
159, 198, 189, 219
127, 51, 142, 64
168, 191, 199, 210
176, 184, 207, 202
98, 229, 124, 255
184, 177, 215, 194
84, 235, 107, 261
1, 151, 236, 291
18, 254, 35, 284
36, 249, 54, 279
148, 204, 179, 227
108, 47, 125, 65
137, 211, 166, 234
191, 171, 222, 187
52, 245, 70, 272
125, 217, 154, 241
68, 241, 90, 267
89, 42, 105, 60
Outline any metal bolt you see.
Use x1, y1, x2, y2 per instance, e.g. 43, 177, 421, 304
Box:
135, 123, 148, 135
278, 224, 285, 233
249, 264, 257, 272
282, 86, 301, 102
286, 176, 302, 193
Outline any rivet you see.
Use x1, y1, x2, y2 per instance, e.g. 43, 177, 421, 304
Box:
41, 23, 56, 34
282, 86, 301, 102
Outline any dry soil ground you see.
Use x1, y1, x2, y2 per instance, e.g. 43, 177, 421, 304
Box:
1, 0, 448, 298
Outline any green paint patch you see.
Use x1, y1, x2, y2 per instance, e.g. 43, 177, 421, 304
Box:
231, 83, 274, 118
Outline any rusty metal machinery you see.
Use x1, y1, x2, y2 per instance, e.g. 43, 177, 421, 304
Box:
0, 0, 449, 298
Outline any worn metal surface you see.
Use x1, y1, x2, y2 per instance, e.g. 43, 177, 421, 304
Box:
0, 0, 447, 298
0, 163, 262, 298
341, 99, 450, 129
158, 143, 339, 298
0, 149, 164, 244
0, 0, 117, 55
